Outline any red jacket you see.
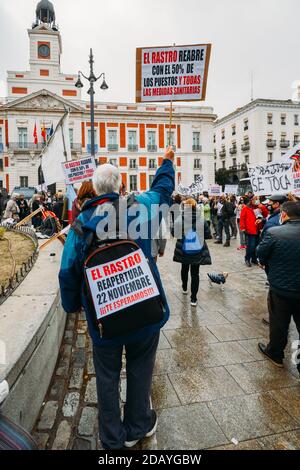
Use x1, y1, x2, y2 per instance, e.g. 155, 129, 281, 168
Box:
239, 204, 269, 235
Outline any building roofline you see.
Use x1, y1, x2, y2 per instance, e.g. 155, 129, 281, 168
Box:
215, 98, 300, 127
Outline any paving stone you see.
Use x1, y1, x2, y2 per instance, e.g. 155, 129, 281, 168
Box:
225, 361, 298, 393
73, 349, 86, 367
212, 439, 263, 450
49, 378, 65, 400
32, 432, 49, 449
152, 375, 181, 409
87, 354, 95, 374
162, 315, 190, 330
72, 437, 92, 450
154, 348, 203, 375
52, 421, 72, 450
268, 387, 300, 423
207, 323, 263, 342
69, 367, 84, 390
207, 393, 299, 442
64, 330, 74, 344
155, 403, 228, 450
85, 377, 98, 404
62, 343, 72, 359
37, 401, 58, 430
157, 332, 171, 350
78, 311, 86, 321
56, 359, 69, 377
257, 430, 300, 450
78, 407, 98, 436
163, 326, 219, 349
168, 366, 244, 404
238, 338, 267, 361
189, 341, 256, 367
62, 392, 80, 417
76, 334, 86, 348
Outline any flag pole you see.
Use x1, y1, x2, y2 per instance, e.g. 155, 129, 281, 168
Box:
168, 43, 176, 148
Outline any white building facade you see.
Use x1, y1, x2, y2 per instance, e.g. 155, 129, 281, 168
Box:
0, 0, 216, 194
214, 99, 300, 180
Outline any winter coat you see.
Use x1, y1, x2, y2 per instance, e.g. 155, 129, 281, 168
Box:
221, 201, 235, 220
59, 159, 175, 347
4, 199, 19, 220
261, 210, 280, 238
173, 207, 212, 265
257, 220, 300, 299
239, 203, 268, 235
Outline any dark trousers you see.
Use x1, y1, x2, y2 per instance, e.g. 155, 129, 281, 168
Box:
245, 234, 259, 262
181, 263, 200, 301
229, 216, 237, 237
267, 290, 300, 372
93, 332, 160, 449
217, 217, 230, 242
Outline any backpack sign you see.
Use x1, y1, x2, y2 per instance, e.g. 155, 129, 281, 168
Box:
182, 229, 203, 255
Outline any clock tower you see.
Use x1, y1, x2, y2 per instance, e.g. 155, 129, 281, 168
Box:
7, 1, 79, 100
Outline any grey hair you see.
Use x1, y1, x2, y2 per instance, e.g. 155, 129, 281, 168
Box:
92, 163, 121, 195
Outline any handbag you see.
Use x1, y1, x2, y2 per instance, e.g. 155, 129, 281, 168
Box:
182, 228, 203, 255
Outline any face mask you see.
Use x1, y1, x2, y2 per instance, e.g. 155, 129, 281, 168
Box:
254, 200, 260, 205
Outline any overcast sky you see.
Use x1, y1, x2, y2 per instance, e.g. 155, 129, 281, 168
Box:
0, 0, 299, 118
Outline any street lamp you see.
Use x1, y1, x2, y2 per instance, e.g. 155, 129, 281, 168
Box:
75, 48, 108, 161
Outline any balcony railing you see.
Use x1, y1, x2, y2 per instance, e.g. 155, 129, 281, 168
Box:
266, 139, 276, 148
107, 144, 119, 151
8, 142, 47, 151
86, 144, 99, 154
219, 150, 226, 158
0, 143, 3, 153
70, 143, 82, 152
148, 163, 157, 169
147, 145, 157, 152
128, 144, 138, 152
229, 147, 237, 155
192, 145, 202, 152
241, 143, 250, 151
280, 140, 290, 148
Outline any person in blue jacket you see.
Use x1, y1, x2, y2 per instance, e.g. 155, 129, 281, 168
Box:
261, 194, 287, 237
59, 147, 175, 450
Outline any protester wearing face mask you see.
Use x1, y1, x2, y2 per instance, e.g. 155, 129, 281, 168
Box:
256, 201, 300, 373
236, 196, 246, 250
261, 194, 288, 237
239, 196, 269, 267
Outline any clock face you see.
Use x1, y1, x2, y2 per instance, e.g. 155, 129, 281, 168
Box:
38, 44, 50, 58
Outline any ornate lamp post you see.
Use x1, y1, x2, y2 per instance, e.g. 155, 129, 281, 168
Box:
75, 49, 108, 161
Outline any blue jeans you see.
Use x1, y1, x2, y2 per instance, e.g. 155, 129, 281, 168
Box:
93, 332, 160, 449
245, 234, 259, 262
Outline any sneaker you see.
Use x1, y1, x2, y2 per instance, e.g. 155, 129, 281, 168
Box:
124, 410, 158, 448
257, 343, 283, 368
182, 289, 188, 295
223, 241, 230, 247
190, 300, 198, 307
237, 245, 244, 250
214, 240, 222, 244
245, 260, 252, 268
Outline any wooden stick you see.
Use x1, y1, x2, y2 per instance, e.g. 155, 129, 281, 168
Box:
39, 225, 70, 250
16, 207, 43, 227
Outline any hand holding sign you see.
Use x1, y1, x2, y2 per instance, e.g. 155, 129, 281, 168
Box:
164, 146, 175, 162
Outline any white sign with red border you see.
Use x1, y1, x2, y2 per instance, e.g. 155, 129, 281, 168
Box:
62, 156, 96, 185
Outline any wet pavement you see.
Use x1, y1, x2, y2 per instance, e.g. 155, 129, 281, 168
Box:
32, 238, 300, 450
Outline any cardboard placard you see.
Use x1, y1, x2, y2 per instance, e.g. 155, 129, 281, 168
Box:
224, 185, 238, 195
62, 156, 96, 185
136, 43, 211, 102
208, 184, 222, 196
85, 249, 160, 319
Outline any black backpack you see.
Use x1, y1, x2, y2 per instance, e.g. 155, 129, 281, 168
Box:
73, 198, 164, 340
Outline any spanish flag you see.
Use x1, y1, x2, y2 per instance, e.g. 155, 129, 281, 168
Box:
41, 123, 47, 143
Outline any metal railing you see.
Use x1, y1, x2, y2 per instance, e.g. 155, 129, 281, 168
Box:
8, 142, 46, 151
229, 147, 237, 155
0, 143, 3, 153
107, 144, 119, 151
241, 143, 250, 151
192, 145, 202, 152
128, 144, 138, 152
219, 150, 226, 158
280, 140, 290, 148
70, 143, 82, 151
0, 224, 39, 305
147, 145, 157, 152
266, 139, 276, 148
86, 144, 99, 154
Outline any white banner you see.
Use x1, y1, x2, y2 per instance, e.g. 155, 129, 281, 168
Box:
41, 113, 72, 186
224, 185, 238, 195
177, 175, 205, 196
85, 249, 160, 319
136, 44, 211, 102
247, 145, 300, 196
208, 184, 222, 196
62, 156, 96, 185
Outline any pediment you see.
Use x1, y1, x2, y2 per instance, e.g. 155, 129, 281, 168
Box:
5, 89, 83, 112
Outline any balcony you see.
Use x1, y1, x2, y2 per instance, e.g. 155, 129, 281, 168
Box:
70, 143, 82, 152
0, 143, 3, 153
219, 150, 226, 158
8, 142, 47, 151
128, 144, 138, 152
241, 143, 250, 151
147, 145, 157, 152
107, 143, 119, 152
86, 144, 99, 154
266, 139, 276, 148
229, 147, 237, 155
192, 145, 202, 152
148, 162, 157, 169
280, 139, 290, 148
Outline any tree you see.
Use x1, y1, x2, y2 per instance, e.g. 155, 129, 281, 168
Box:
215, 168, 232, 187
